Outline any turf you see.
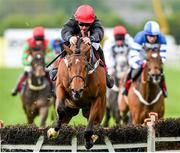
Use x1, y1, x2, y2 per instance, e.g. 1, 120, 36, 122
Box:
0, 67, 180, 126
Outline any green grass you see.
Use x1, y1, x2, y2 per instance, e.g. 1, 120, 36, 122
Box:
0, 68, 87, 126
0, 67, 180, 126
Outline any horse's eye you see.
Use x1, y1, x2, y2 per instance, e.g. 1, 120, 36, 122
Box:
68, 63, 72, 68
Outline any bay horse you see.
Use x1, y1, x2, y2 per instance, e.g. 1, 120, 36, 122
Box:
20, 52, 54, 128
119, 49, 165, 125
47, 38, 106, 149
103, 72, 128, 127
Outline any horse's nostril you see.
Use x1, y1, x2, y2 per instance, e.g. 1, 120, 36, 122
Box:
79, 89, 84, 93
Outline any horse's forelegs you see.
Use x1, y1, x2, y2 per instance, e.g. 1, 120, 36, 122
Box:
103, 107, 111, 127
131, 112, 141, 125
39, 106, 48, 128
84, 120, 94, 150
27, 115, 35, 125
47, 98, 65, 139
84, 96, 106, 149
55, 101, 66, 131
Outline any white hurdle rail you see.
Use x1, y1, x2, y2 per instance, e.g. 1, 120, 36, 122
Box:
1, 113, 180, 152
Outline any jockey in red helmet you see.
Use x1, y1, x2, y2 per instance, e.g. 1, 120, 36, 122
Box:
59, 4, 114, 88
11, 26, 55, 96
103, 25, 133, 86
74, 4, 95, 24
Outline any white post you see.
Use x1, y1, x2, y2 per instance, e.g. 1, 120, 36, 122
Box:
147, 120, 155, 152
145, 112, 158, 152
71, 136, 77, 152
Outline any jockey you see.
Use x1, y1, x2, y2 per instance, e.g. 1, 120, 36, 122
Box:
103, 25, 133, 85
11, 26, 55, 96
60, 4, 114, 88
51, 35, 64, 55
122, 21, 168, 97
49, 35, 65, 81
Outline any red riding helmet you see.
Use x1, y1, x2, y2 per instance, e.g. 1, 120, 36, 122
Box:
113, 25, 127, 35
33, 26, 45, 37
74, 5, 95, 24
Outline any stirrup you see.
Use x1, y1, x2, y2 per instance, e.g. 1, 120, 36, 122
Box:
11, 88, 18, 96
50, 69, 58, 81
106, 74, 114, 88
122, 89, 128, 96
163, 90, 168, 98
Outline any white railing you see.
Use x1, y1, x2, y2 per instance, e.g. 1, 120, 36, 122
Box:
1, 114, 180, 152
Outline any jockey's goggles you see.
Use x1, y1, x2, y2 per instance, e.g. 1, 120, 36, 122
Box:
34, 36, 44, 41
79, 22, 91, 27
114, 34, 125, 41
146, 34, 157, 37
32, 46, 42, 51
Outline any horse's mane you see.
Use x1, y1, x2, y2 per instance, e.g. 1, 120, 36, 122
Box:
69, 38, 91, 59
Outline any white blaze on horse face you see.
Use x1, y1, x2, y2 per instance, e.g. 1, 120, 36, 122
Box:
75, 58, 80, 64
64, 58, 68, 67
152, 53, 158, 58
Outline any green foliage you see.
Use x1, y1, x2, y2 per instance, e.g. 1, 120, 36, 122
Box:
168, 13, 180, 44
0, 11, 69, 35
0, 0, 139, 36
0, 68, 87, 126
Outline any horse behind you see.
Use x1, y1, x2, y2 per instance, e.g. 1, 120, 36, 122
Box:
103, 52, 129, 127
47, 39, 106, 149
119, 49, 165, 125
20, 53, 54, 128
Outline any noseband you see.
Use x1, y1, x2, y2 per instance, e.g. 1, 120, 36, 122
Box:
69, 75, 86, 85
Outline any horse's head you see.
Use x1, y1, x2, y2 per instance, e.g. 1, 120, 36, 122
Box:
63, 38, 91, 100
31, 53, 46, 77
146, 49, 163, 84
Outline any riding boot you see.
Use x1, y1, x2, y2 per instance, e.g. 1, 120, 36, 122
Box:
122, 69, 132, 96
46, 72, 56, 97
49, 68, 58, 81
11, 72, 28, 96
122, 67, 142, 96
160, 73, 168, 98
97, 47, 114, 88
131, 67, 143, 82
49, 57, 64, 81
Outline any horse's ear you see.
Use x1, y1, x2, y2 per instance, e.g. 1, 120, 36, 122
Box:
62, 44, 73, 55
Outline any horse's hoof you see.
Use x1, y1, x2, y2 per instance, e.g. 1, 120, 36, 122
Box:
47, 128, 59, 139
91, 134, 98, 143
0, 120, 4, 128
85, 139, 94, 150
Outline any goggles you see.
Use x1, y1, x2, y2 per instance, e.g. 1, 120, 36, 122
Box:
79, 22, 91, 27
114, 35, 125, 41
34, 36, 44, 41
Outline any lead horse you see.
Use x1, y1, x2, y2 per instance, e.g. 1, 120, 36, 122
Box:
47, 38, 106, 149
119, 49, 165, 125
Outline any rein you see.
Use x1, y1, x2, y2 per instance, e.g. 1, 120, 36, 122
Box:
69, 75, 86, 85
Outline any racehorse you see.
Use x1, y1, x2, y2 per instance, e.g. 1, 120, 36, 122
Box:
20, 52, 54, 128
103, 50, 129, 127
47, 38, 107, 149
103, 72, 128, 127
119, 49, 165, 125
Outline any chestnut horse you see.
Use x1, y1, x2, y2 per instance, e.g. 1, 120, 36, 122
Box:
119, 49, 165, 125
47, 39, 106, 149
20, 53, 54, 128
